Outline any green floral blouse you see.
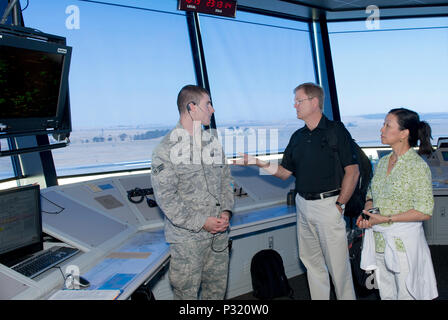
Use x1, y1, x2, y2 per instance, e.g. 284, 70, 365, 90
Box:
367, 148, 434, 253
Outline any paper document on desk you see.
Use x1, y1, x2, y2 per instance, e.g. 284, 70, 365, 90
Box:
49, 289, 121, 300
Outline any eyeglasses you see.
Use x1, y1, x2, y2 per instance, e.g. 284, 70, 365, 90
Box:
294, 97, 314, 105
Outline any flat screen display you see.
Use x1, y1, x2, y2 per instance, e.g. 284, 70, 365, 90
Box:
442, 151, 448, 162
0, 185, 42, 267
0, 46, 63, 119
0, 29, 71, 135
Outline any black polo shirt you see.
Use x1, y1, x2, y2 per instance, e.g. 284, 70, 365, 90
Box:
281, 115, 358, 194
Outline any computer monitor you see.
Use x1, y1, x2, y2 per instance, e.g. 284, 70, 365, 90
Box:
437, 137, 448, 149
0, 26, 72, 136
442, 151, 448, 162
377, 149, 392, 159
0, 185, 43, 267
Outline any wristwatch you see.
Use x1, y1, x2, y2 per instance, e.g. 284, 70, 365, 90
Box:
335, 201, 345, 210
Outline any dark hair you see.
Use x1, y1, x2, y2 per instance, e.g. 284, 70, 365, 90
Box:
177, 85, 210, 114
388, 108, 433, 156
293, 82, 324, 111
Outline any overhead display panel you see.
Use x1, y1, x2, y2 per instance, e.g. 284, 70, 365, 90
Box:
178, 0, 237, 18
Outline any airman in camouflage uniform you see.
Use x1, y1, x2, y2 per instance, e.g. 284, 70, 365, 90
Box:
151, 85, 234, 300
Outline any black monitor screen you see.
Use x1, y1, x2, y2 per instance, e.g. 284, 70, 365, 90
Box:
0, 46, 63, 119
0, 29, 72, 135
442, 151, 448, 162
0, 185, 42, 267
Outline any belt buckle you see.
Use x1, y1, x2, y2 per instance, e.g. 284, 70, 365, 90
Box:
320, 189, 337, 199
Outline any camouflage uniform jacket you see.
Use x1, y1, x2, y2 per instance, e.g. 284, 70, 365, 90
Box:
151, 121, 235, 243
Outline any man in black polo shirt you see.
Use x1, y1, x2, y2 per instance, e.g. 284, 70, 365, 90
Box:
236, 83, 359, 300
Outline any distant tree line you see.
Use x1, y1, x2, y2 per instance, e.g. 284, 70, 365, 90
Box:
133, 129, 170, 140
84, 129, 170, 143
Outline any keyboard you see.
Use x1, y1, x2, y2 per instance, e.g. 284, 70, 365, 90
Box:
12, 246, 79, 279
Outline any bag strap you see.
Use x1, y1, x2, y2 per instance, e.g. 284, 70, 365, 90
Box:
325, 121, 345, 188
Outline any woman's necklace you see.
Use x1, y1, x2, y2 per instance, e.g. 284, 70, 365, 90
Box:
390, 153, 398, 167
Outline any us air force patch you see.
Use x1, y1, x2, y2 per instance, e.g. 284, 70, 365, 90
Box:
152, 163, 165, 175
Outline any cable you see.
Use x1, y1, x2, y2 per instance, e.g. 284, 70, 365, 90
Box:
54, 266, 90, 289
40, 194, 65, 215
127, 187, 157, 207
202, 167, 231, 253
127, 188, 146, 203
201, 161, 221, 207
22, 0, 29, 11
211, 233, 232, 253
199, 153, 234, 253
196, 131, 235, 255
54, 266, 73, 289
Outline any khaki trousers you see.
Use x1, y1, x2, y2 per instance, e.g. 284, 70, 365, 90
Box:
296, 194, 356, 300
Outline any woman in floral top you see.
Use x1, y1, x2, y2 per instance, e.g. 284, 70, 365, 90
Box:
356, 108, 438, 300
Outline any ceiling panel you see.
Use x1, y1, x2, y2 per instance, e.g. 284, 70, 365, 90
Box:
237, 0, 448, 20
280, 0, 448, 11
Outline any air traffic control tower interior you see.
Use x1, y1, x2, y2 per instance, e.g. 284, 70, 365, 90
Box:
1, 0, 448, 300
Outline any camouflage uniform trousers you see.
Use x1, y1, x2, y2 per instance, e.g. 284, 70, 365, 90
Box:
168, 232, 229, 300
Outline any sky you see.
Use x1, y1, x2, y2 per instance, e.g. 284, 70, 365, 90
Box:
328, 17, 448, 117
20, 0, 196, 128
15, 0, 448, 128
1, 0, 448, 178
19, 0, 314, 128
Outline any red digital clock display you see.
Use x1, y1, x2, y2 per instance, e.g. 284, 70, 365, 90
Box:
178, 0, 237, 18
